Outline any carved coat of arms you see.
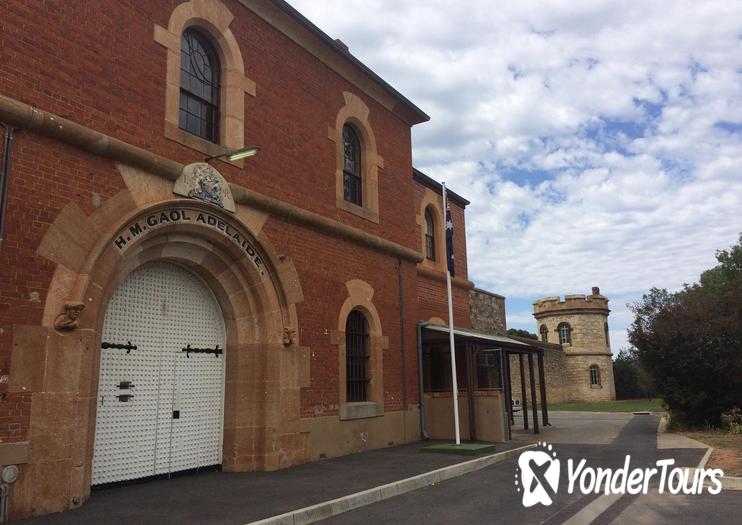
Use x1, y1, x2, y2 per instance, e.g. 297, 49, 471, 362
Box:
173, 163, 236, 212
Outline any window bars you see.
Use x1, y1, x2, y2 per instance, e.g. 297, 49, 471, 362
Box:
346, 310, 370, 402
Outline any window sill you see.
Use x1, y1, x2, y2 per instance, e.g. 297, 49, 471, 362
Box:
337, 198, 379, 224
340, 401, 383, 420
418, 257, 445, 274
164, 121, 243, 169
590, 384, 602, 389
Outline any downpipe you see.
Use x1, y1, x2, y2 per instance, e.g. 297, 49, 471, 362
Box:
0, 465, 19, 522
0, 483, 8, 524
0, 124, 16, 252
417, 322, 429, 439
397, 257, 409, 443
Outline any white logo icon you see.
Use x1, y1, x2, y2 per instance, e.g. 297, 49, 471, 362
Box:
516, 442, 560, 507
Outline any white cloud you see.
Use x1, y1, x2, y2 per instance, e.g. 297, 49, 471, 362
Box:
291, 0, 742, 352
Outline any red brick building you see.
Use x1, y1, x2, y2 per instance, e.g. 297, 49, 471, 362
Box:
0, 0, 506, 518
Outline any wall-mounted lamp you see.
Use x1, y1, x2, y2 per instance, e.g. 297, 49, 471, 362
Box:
205, 146, 261, 163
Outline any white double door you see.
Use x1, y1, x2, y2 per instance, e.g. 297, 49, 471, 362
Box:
92, 262, 226, 485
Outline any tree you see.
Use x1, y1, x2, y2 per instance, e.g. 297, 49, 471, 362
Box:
628, 235, 742, 426
507, 328, 537, 340
613, 348, 655, 400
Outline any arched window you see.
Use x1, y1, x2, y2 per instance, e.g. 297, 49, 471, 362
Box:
424, 208, 436, 260
180, 28, 220, 142
557, 322, 571, 345
343, 124, 362, 206
346, 310, 369, 402
589, 365, 601, 386
604, 322, 610, 346
540, 325, 548, 342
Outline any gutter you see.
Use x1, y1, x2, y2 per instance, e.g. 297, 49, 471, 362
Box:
412, 167, 470, 207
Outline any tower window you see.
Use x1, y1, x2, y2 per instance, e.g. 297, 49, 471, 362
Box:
179, 29, 220, 142
604, 322, 610, 346
589, 365, 601, 386
557, 322, 571, 345
540, 324, 548, 342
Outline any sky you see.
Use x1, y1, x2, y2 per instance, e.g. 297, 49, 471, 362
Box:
290, 0, 742, 353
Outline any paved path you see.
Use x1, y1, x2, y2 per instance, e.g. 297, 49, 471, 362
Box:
15, 412, 741, 524
320, 412, 741, 525
15, 440, 527, 525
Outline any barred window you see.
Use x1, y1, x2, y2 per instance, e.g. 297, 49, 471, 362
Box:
557, 322, 571, 345
180, 29, 220, 142
424, 209, 436, 260
346, 310, 369, 402
590, 365, 601, 386
343, 124, 362, 206
540, 324, 548, 342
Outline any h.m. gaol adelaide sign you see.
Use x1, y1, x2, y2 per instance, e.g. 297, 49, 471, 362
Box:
113, 207, 265, 275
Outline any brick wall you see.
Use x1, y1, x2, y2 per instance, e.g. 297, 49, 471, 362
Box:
0, 0, 434, 443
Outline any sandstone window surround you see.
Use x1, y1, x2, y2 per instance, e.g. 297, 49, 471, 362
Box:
330, 92, 383, 223
331, 280, 388, 420
540, 324, 548, 342
416, 191, 445, 273
155, 0, 257, 164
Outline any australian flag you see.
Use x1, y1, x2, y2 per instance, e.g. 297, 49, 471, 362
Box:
445, 199, 455, 277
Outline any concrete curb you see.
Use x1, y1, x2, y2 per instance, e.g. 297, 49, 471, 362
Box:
657, 414, 668, 434
244, 443, 536, 525
697, 446, 713, 469
720, 475, 742, 491
685, 468, 742, 491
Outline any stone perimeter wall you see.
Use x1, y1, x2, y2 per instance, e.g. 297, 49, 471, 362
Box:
508, 346, 568, 405
469, 288, 506, 336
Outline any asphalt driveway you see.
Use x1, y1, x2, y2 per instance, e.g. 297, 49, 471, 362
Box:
321, 412, 740, 525
14, 411, 740, 524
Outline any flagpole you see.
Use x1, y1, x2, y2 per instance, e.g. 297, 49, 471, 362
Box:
442, 182, 461, 446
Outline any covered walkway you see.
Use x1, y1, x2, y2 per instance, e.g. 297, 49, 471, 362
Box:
418, 323, 549, 441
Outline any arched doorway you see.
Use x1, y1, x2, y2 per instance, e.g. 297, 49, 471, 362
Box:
92, 262, 227, 485
27, 196, 307, 512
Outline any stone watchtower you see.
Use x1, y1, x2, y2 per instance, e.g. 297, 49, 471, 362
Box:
533, 287, 616, 402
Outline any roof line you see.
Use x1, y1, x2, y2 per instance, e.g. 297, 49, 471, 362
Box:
412, 168, 471, 206
423, 323, 533, 348
270, 0, 430, 124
